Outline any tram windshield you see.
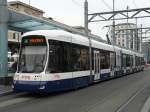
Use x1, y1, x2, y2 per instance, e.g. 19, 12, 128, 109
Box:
18, 36, 47, 73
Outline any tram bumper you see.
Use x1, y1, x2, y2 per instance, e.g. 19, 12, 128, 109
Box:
13, 80, 47, 92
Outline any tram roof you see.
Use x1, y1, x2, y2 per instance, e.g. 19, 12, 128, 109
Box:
22, 30, 115, 52
22, 30, 143, 56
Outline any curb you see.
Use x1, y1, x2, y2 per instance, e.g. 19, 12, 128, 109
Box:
0, 90, 14, 97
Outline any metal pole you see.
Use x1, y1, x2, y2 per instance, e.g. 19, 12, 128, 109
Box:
140, 24, 142, 52
127, 6, 129, 24
112, 0, 115, 45
147, 45, 149, 64
135, 18, 138, 51
84, 0, 92, 83
126, 6, 129, 49
0, 0, 8, 84
29, 0, 30, 5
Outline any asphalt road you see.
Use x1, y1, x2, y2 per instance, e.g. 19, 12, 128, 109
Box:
0, 69, 150, 112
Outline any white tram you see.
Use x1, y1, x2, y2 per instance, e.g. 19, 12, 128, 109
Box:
13, 30, 145, 93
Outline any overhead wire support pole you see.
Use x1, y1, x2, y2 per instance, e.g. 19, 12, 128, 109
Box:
84, 0, 92, 83
112, 0, 115, 45
29, 0, 31, 5
135, 18, 138, 51
126, 6, 129, 49
140, 24, 142, 52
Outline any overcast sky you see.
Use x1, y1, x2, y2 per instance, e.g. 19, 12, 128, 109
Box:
7, 0, 150, 39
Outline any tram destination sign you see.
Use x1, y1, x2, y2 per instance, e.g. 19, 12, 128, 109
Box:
22, 36, 47, 46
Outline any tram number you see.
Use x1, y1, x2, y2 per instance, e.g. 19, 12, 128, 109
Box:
54, 74, 60, 80
21, 75, 31, 80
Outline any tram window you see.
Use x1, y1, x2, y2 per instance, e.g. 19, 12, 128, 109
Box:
138, 57, 140, 65
135, 56, 140, 66
100, 50, 110, 69
141, 57, 143, 65
130, 56, 133, 66
126, 55, 130, 67
110, 52, 116, 68
18, 46, 47, 73
47, 40, 71, 73
71, 44, 89, 71
135, 56, 137, 66
139, 57, 142, 65
122, 54, 126, 67
141, 57, 145, 65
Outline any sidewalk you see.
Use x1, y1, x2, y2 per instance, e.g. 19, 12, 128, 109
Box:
0, 85, 13, 96
0, 73, 14, 96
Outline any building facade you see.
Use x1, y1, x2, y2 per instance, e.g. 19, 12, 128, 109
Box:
8, 30, 21, 53
7, 1, 44, 54
108, 23, 141, 52
8, 1, 44, 17
142, 38, 150, 64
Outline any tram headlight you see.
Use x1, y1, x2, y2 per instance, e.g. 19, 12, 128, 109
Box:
39, 85, 45, 90
11, 84, 14, 89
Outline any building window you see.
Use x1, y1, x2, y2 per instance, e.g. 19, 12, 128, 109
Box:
13, 33, 16, 39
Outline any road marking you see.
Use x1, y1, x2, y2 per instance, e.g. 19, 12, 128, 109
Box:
140, 95, 150, 112
116, 85, 146, 112
0, 97, 33, 108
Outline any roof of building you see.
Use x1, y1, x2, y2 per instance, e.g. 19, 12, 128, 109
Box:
116, 23, 136, 26
8, 1, 44, 13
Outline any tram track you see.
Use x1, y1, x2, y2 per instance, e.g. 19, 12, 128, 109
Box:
0, 69, 149, 112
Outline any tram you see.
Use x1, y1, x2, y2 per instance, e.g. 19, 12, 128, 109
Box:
13, 30, 145, 93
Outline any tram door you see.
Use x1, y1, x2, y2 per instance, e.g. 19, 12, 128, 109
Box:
110, 52, 115, 77
94, 51, 100, 81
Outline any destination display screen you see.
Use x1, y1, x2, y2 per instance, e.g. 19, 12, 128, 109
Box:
22, 36, 47, 46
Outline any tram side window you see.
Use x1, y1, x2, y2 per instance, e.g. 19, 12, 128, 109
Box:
135, 56, 138, 66
100, 50, 110, 69
47, 40, 71, 73
110, 52, 116, 68
138, 57, 141, 65
139, 57, 142, 66
130, 56, 133, 66
141, 57, 145, 65
71, 44, 89, 71
138, 57, 141, 66
141, 57, 144, 66
135, 56, 140, 66
139, 57, 141, 65
122, 54, 126, 67
126, 55, 130, 67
